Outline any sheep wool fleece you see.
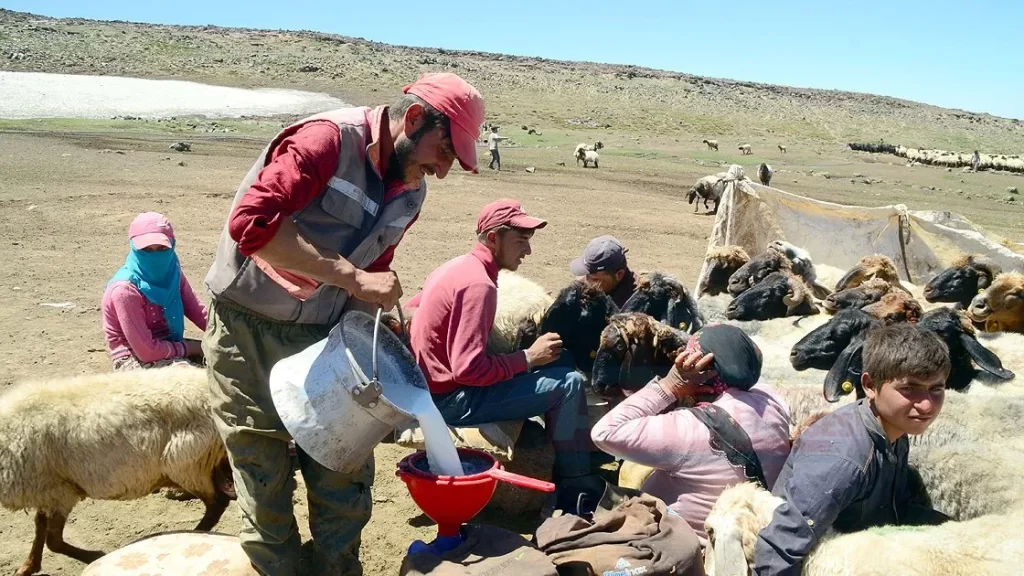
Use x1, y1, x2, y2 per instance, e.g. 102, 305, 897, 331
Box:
203, 299, 374, 576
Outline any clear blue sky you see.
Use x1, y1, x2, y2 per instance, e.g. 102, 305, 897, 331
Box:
5, 0, 1022, 119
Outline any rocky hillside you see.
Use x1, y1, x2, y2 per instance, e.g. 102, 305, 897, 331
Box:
3, 8, 1023, 152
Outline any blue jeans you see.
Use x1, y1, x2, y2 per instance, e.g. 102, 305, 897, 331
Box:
432, 362, 591, 479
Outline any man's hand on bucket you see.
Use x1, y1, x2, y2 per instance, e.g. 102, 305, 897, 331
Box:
353, 270, 403, 310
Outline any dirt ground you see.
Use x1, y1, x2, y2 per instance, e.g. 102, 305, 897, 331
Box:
0, 129, 1022, 575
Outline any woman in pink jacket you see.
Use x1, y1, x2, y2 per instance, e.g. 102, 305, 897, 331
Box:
592, 324, 792, 547
102, 212, 208, 371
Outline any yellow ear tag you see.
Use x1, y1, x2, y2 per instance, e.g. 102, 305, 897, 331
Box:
589, 350, 597, 359
679, 322, 687, 330
979, 289, 985, 294
842, 381, 854, 393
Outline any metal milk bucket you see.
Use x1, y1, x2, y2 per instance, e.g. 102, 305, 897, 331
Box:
269, 309, 424, 473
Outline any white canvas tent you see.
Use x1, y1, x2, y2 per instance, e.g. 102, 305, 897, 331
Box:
694, 166, 1024, 294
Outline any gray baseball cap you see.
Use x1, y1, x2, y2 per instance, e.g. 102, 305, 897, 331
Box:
570, 235, 628, 275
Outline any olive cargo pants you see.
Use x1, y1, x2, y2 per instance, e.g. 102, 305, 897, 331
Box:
203, 299, 374, 576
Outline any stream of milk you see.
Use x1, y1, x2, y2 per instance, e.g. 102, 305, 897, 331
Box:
411, 397, 466, 477
371, 362, 464, 476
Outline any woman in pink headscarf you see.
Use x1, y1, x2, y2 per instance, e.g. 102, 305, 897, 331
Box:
102, 212, 208, 371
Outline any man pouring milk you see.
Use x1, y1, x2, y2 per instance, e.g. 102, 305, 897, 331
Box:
201, 72, 485, 576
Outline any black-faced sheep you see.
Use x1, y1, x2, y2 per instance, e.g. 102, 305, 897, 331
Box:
738, 144, 752, 155
622, 272, 704, 334
822, 277, 892, 314
530, 280, 620, 374
968, 272, 1024, 333
0, 366, 235, 576
590, 312, 689, 398
790, 309, 882, 371
917, 306, 1014, 388
576, 147, 600, 168
699, 246, 751, 297
923, 255, 1001, 309
778, 144, 787, 153
702, 482, 1024, 576
687, 173, 728, 214
823, 306, 1014, 401
703, 139, 719, 151
757, 163, 772, 186
726, 272, 820, 321
834, 254, 911, 293
766, 240, 833, 299
727, 249, 793, 296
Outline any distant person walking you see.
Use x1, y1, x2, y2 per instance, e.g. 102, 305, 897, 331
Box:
487, 126, 509, 170
972, 150, 981, 172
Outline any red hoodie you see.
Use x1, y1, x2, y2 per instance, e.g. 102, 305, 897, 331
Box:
407, 243, 529, 394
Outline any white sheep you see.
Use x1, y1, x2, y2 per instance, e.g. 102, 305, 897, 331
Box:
487, 270, 554, 353
704, 482, 1024, 576
703, 139, 719, 151
573, 141, 604, 161
0, 365, 234, 575
577, 148, 600, 168
738, 144, 752, 155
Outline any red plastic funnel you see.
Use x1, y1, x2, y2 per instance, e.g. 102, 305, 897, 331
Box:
396, 448, 554, 537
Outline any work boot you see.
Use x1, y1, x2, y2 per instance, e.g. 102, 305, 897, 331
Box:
540, 474, 607, 520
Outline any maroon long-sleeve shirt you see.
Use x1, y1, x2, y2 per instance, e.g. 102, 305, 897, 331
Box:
407, 244, 529, 394
226, 109, 417, 274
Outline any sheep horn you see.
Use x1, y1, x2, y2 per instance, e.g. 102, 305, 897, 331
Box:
971, 256, 1002, 287
835, 265, 865, 292
783, 276, 806, 312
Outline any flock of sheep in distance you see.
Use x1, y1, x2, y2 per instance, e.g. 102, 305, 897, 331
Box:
1, 133, 1023, 576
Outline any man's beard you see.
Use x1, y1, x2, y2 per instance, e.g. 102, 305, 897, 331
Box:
386, 123, 435, 184
385, 137, 416, 184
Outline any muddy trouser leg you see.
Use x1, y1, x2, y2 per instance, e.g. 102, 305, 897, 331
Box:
203, 300, 372, 576
298, 447, 374, 575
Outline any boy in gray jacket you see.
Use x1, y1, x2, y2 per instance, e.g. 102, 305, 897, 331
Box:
754, 323, 951, 575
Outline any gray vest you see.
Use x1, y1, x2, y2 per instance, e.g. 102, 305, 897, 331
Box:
204, 107, 426, 325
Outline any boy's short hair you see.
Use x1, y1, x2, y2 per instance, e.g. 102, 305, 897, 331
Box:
863, 323, 951, 385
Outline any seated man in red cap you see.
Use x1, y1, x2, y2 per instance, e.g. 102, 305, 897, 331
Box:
202, 72, 485, 575
407, 199, 593, 498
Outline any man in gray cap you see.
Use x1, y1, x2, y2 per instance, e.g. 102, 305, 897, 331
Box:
570, 235, 637, 308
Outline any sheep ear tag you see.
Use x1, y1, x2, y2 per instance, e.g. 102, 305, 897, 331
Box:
960, 334, 1015, 380
589, 350, 597, 359
824, 340, 864, 402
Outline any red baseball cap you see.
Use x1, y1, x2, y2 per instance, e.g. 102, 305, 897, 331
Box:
476, 199, 547, 234
129, 212, 175, 249
403, 72, 485, 174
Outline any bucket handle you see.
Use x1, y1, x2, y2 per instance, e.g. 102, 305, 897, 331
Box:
349, 306, 405, 410
347, 307, 386, 409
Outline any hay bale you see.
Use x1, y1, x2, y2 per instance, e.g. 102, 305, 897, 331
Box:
83, 531, 256, 575
618, 461, 656, 490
